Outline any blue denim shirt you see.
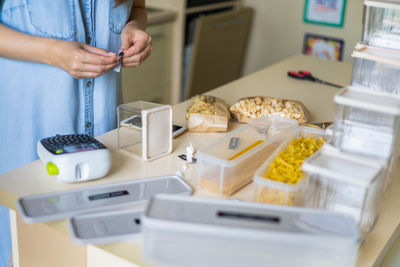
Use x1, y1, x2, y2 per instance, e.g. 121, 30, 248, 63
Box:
0, 1, 133, 266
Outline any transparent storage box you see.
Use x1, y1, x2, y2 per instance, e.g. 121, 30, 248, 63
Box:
253, 127, 326, 206
325, 122, 336, 139
363, 0, 400, 50
118, 101, 172, 161
332, 86, 400, 160
142, 194, 360, 267
302, 145, 386, 233
352, 44, 400, 96
196, 115, 298, 197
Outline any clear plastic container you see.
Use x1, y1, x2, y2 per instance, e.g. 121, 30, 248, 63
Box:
302, 145, 386, 233
352, 44, 400, 96
142, 194, 360, 267
253, 127, 326, 206
118, 101, 172, 161
363, 0, 400, 50
325, 122, 336, 140
332, 86, 400, 159
196, 115, 298, 197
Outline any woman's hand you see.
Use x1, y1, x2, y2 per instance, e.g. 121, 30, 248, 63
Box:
49, 40, 120, 79
119, 21, 152, 68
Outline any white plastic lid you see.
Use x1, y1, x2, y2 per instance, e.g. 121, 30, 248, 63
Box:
142, 105, 172, 161
352, 43, 400, 67
364, 0, 400, 9
121, 101, 163, 112
334, 86, 400, 115
145, 194, 359, 239
17, 175, 193, 224
197, 115, 298, 165
302, 145, 385, 187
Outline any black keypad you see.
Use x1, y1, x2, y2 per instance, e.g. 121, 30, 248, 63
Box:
40, 134, 106, 155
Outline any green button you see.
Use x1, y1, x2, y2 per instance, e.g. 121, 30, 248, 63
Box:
46, 162, 59, 175
55, 149, 63, 154
47, 196, 60, 204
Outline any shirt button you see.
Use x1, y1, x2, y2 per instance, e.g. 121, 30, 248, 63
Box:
87, 81, 92, 87
86, 122, 91, 128
87, 37, 92, 43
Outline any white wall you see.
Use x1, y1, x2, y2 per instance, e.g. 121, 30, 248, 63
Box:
242, 0, 364, 75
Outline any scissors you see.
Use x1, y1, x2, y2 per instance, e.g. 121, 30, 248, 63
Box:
287, 70, 343, 88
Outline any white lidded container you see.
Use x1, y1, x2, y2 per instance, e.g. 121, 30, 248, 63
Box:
363, 0, 400, 50
142, 194, 360, 267
352, 44, 400, 96
69, 208, 143, 245
302, 145, 386, 233
196, 115, 298, 197
117, 101, 172, 161
333, 86, 400, 159
333, 86, 399, 189
253, 126, 326, 206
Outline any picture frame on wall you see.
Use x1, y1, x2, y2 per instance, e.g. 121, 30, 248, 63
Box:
303, 0, 347, 27
303, 33, 344, 61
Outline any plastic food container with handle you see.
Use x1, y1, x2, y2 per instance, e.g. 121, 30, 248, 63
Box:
253, 126, 326, 206
142, 194, 360, 267
196, 115, 298, 197
363, 0, 400, 50
302, 145, 386, 233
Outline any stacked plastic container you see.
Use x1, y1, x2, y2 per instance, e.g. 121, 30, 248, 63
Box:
363, 0, 400, 51
302, 0, 400, 234
351, 0, 400, 189
302, 145, 386, 233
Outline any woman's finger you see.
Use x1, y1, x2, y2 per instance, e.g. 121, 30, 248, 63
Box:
80, 49, 119, 65
79, 62, 118, 73
82, 44, 114, 56
123, 34, 151, 58
122, 43, 152, 67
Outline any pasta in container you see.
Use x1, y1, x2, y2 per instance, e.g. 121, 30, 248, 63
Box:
253, 127, 326, 206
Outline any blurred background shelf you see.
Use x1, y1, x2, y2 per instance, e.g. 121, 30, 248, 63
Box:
123, 0, 247, 105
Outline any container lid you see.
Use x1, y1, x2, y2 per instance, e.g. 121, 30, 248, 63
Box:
334, 86, 400, 115
352, 43, 400, 67
142, 105, 172, 161
364, 0, 400, 9
145, 194, 359, 240
119, 101, 163, 112
302, 145, 385, 187
69, 208, 143, 245
197, 115, 298, 165
17, 175, 193, 224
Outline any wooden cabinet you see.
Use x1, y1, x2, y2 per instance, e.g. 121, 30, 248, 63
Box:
185, 7, 253, 98
121, 22, 173, 104
146, 0, 243, 104
128, 1, 251, 104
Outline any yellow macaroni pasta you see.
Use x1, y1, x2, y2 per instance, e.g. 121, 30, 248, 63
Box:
263, 136, 324, 184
